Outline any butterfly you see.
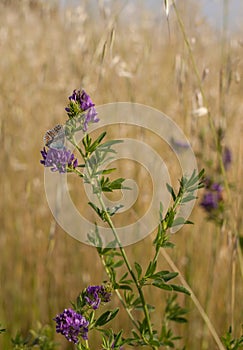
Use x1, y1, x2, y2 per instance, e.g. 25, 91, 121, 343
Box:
43, 124, 65, 149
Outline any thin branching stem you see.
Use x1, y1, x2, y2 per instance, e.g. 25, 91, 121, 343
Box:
99, 253, 140, 333
96, 193, 157, 349
76, 139, 157, 349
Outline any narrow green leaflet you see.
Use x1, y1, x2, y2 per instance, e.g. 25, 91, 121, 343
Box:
95, 308, 119, 327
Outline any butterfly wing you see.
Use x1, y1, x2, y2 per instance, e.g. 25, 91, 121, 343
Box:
44, 124, 65, 149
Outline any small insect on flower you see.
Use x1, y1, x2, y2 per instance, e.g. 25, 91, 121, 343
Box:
43, 124, 65, 149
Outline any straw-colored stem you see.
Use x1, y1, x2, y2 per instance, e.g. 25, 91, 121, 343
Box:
160, 249, 225, 350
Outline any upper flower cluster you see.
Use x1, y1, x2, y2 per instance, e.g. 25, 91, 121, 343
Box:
84, 284, 112, 310
65, 89, 99, 132
40, 89, 98, 173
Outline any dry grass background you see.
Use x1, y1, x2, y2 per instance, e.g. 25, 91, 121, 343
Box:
0, 0, 243, 349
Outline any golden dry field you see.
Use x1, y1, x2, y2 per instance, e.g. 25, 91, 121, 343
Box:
0, 0, 243, 349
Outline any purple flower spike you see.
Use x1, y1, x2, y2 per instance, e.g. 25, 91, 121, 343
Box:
200, 192, 218, 211
54, 308, 89, 344
68, 89, 95, 112
83, 107, 99, 132
223, 146, 232, 170
65, 89, 99, 132
84, 285, 112, 310
200, 181, 223, 212
79, 89, 95, 111
40, 147, 78, 173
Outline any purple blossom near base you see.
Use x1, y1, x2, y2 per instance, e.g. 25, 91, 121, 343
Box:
54, 308, 89, 343
40, 147, 78, 173
200, 182, 223, 212
84, 285, 112, 310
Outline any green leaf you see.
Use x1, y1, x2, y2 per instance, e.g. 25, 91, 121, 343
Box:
186, 185, 202, 192
221, 326, 243, 350
118, 284, 133, 291
113, 260, 124, 268
107, 204, 124, 216
187, 168, 205, 187
89, 134, 107, 154
159, 202, 164, 221
171, 217, 193, 227
181, 195, 197, 203
87, 225, 103, 248
170, 284, 191, 295
82, 134, 92, 149
132, 297, 142, 307
119, 272, 128, 283
88, 202, 107, 221
0, 325, 6, 334
152, 281, 173, 291
134, 262, 142, 279
163, 241, 175, 248
112, 330, 124, 348
97, 168, 117, 175
171, 217, 186, 227
171, 316, 187, 323
150, 271, 178, 285
145, 261, 157, 277
95, 308, 119, 327
109, 178, 127, 190
99, 139, 123, 148
166, 183, 176, 201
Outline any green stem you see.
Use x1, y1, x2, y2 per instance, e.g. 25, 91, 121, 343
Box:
99, 253, 140, 332
152, 188, 184, 264
77, 339, 90, 350
96, 193, 157, 348
74, 142, 156, 348
68, 135, 85, 159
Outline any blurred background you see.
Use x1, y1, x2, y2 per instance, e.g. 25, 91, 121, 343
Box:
0, 0, 242, 349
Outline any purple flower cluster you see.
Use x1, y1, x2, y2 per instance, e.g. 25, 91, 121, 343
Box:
65, 89, 99, 132
69, 89, 95, 111
40, 147, 78, 173
200, 181, 223, 212
54, 308, 89, 343
223, 146, 232, 170
84, 284, 112, 310
53, 284, 112, 344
